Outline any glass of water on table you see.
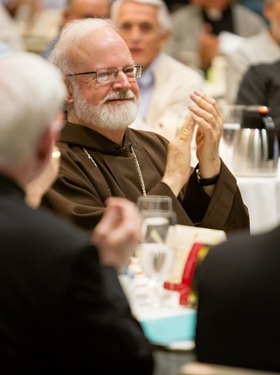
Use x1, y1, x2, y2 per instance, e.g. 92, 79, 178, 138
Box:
136, 196, 176, 307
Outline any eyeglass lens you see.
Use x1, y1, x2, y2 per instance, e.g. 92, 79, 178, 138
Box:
97, 65, 142, 83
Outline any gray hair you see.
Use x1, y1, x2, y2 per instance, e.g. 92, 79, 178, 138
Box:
110, 0, 172, 32
49, 17, 116, 75
0, 52, 66, 167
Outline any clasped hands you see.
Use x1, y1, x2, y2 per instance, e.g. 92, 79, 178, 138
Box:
162, 91, 223, 197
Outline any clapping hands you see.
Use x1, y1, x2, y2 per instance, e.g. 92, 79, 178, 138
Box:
162, 91, 223, 197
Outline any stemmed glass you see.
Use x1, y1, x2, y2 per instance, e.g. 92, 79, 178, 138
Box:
136, 196, 176, 307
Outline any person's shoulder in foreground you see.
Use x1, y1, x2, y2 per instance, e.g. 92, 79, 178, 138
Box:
0, 51, 153, 374
195, 224, 280, 372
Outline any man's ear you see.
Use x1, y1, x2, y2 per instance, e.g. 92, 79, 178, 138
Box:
37, 112, 64, 162
37, 127, 54, 163
159, 29, 172, 49
64, 77, 74, 104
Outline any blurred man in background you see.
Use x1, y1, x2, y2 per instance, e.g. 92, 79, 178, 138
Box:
165, 0, 265, 75
235, 59, 280, 146
111, 0, 204, 139
225, 0, 280, 104
42, 0, 109, 58
0, 1, 24, 51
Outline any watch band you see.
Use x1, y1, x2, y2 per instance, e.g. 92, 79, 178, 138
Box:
196, 169, 220, 186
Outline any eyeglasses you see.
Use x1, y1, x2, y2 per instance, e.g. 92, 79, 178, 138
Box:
65, 64, 142, 84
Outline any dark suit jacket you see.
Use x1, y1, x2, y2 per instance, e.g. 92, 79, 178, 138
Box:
0, 175, 153, 374
236, 60, 280, 145
195, 225, 280, 372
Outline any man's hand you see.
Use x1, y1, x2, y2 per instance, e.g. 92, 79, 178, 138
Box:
162, 115, 196, 197
188, 91, 223, 189
162, 91, 223, 197
92, 197, 142, 271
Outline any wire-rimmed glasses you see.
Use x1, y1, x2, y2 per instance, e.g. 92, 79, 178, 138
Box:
65, 64, 142, 84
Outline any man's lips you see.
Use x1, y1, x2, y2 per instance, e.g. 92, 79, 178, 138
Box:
129, 47, 144, 54
106, 98, 134, 103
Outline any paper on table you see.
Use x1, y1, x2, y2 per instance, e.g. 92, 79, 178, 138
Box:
165, 225, 226, 287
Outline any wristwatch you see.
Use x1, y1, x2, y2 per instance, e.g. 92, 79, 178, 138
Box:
196, 169, 220, 186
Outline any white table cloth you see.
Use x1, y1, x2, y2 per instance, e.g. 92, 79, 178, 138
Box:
237, 160, 280, 234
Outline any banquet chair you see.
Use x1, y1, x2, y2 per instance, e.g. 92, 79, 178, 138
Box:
180, 362, 280, 375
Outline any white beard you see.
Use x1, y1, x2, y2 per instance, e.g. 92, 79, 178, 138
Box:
72, 85, 139, 130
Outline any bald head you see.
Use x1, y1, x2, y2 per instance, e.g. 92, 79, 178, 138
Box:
50, 18, 132, 75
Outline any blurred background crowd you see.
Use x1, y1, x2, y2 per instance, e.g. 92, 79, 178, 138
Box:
2, 0, 277, 143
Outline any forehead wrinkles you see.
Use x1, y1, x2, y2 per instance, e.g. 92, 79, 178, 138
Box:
118, 3, 159, 23
67, 29, 133, 72
66, 29, 111, 71
67, 45, 93, 72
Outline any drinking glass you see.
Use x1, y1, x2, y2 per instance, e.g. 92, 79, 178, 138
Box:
220, 104, 244, 169
137, 195, 172, 212
137, 195, 176, 225
136, 196, 176, 307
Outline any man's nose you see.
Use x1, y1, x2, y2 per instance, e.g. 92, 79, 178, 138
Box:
113, 70, 132, 88
122, 26, 141, 41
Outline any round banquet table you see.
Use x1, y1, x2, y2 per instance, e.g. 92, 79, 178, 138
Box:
236, 159, 280, 234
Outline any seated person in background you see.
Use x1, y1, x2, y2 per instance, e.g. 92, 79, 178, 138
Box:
42, 0, 110, 59
225, 0, 280, 104
239, 0, 264, 18
164, 0, 265, 75
41, 18, 249, 235
0, 2, 24, 51
0, 51, 153, 374
195, 222, 280, 372
236, 59, 280, 146
110, 0, 204, 140
3, 0, 41, 17
162, 0, 189, 13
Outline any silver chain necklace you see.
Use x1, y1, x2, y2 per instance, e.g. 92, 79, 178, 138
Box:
130, 145, 146, 196
82, 146, 146, 196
